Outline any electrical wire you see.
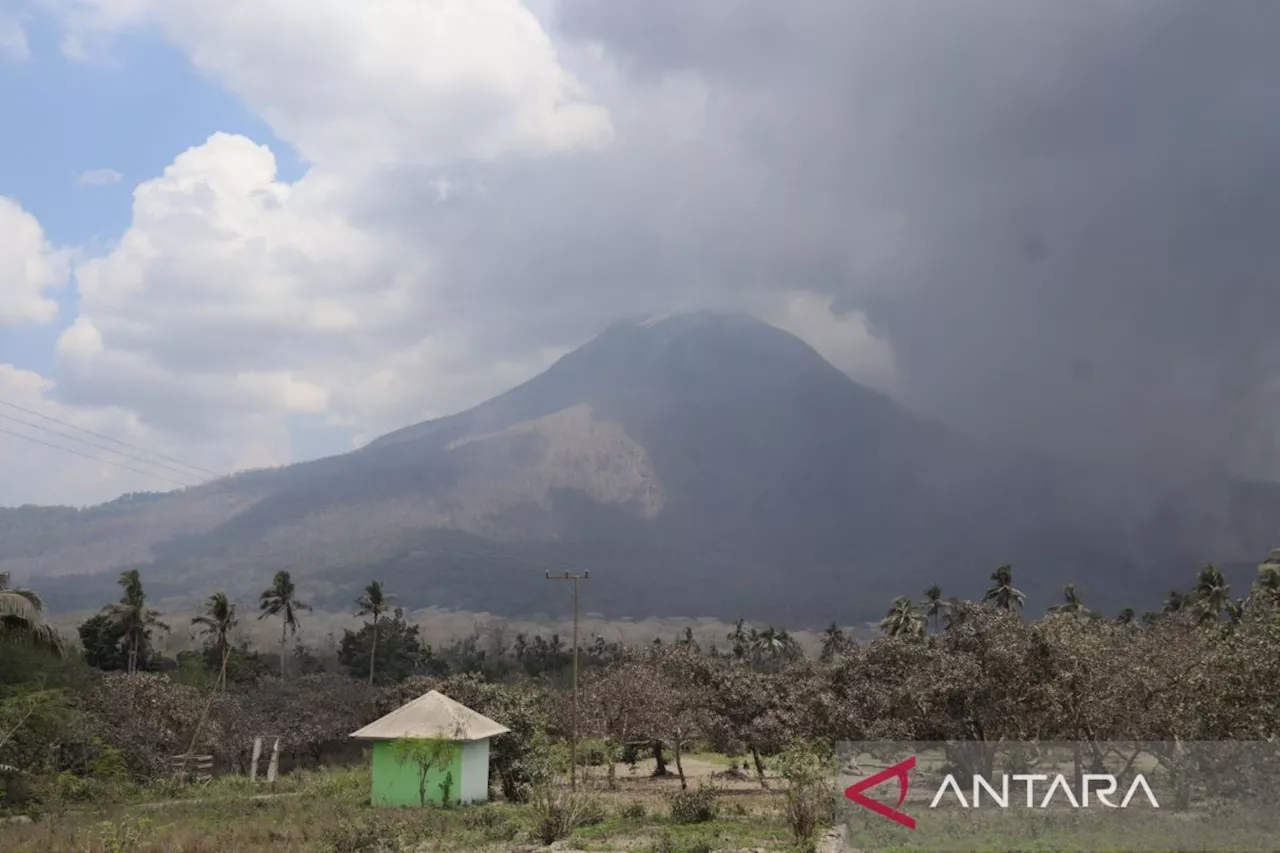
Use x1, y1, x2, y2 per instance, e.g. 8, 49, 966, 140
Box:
0, 425, 195, 489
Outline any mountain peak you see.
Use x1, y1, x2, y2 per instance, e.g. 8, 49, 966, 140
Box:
615, 309, 772, 334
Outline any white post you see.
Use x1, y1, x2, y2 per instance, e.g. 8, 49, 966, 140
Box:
267, 737, 280, 784
249, 736, 263, 782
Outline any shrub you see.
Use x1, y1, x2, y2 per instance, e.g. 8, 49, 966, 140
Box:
527, 785, 606, 844
647, 829, 676, 853
315, 815, 403, 853
577, 737, 611, 766
83, 817, 155, 853
773, 744, 837, 845
647, 829, 714, 853
619, 801, 647, 822
462, 806, 519, 841
665, 783, 720, 824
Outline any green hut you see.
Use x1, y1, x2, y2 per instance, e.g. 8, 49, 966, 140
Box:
350, 690, 509, 806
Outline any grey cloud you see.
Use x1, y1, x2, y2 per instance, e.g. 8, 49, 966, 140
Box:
348, 0, 1280, 489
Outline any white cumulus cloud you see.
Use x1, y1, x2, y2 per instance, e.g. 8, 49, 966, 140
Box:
58, 0, 613, 168
0, 197, 72, 325
54, 132, 565, 455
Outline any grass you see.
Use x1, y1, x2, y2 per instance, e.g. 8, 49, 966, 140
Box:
0, 754, 799, 852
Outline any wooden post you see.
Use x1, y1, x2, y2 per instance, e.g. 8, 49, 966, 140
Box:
267, 737, 280, 784
250, 736, 263, 782
545, 570, 588, 791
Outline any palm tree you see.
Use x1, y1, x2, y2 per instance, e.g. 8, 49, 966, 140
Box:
1161, 590, 1188, 615
258, 571, 310, 677
1254, 549, 1280, 609
192, 592, 237, 691
1048, 584, 1090, 617
355, 581, 394, 686
1191, 565, 1230, 624
819, 623, 847, 661
108, 569, 168, 674
920, 584, 949, 633
0, 572, 62, 654
727, 619, 750, 659
880, 597, 924, 638
983, 565, 1026, 612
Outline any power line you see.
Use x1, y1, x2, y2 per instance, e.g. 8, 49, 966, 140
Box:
0, 397, 221, 478
0, 425, 196, 489
0, 411, 205, 484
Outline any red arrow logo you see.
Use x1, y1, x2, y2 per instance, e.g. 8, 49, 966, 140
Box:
844, 755, 916, 829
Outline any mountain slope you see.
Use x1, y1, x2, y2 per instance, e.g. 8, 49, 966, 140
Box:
3, 312, 1273, 623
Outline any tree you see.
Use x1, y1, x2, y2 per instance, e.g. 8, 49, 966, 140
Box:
1191, 565, 1230, 625
0, 573, 62, 654
818, 623, 849, 662
78, 611, 130, 671
1048, 584, 1090, 617
258, 571, 311, 677
921, 584, 948, 634
192, 592, 238, 692
1162, 589, 1189, 615
1253, 549, 1280, 609
392, 736, 460, 806
983, 565, 1026, 612
108, 569, 168, 674
879, 597, 924, 638
355, 581, 394, 686
338, 607, 428, 684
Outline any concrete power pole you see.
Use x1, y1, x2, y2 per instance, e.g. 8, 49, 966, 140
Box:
546, 570, 588, 790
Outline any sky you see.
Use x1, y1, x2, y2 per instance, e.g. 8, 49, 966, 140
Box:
1, 0, 1278, 507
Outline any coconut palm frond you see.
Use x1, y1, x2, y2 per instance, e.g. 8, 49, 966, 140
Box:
0, 591, 43, 624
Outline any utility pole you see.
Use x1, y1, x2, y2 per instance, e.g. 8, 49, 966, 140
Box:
546, 570, 588, 790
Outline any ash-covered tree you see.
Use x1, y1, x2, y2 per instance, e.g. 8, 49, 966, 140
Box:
880, 597, 924, 638
258, 570, 310, 677
983, 564, 1026, 612
338, 607, 429, 684
108, 569, 168, 674
1048, 583, 1090, 617
192, 592, 237, 692
355, 581, 393, 686
78, 611, 130, 671
0, 572, 62, 655
920, 584, 949, 634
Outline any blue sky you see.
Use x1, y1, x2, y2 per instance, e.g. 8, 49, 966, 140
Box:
0, 13, 300, 380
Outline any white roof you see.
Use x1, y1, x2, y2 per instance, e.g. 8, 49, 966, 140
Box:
349, 690, 510, 742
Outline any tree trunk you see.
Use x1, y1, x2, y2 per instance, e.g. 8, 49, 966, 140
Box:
219, 641, 229, 692
673, 731, 687, 790
652, 740, 669, 776
368, 616, 378, 686
280, 620, 287, 678
750, 744, 769, 789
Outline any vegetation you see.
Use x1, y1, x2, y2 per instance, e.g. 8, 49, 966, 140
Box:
354, 581, 393, 686
191, 593, 237, 692
391, 736, 458, 807
0, 572, 61, 654
4, 554, 1280, 850
258, 571, 311, 678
